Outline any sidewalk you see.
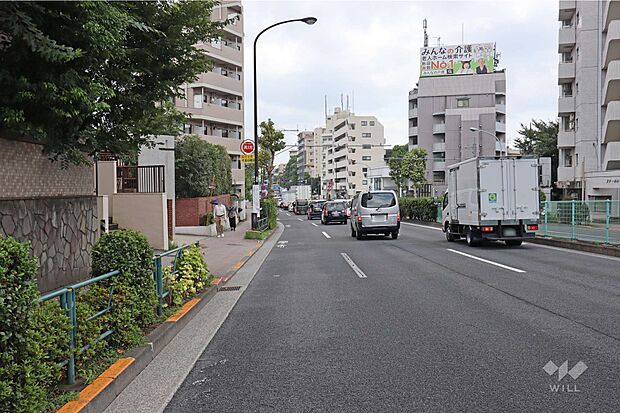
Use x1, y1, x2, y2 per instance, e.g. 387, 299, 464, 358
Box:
175, 219, 262, 281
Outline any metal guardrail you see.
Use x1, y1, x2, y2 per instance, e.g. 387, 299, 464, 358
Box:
541, 200, 620, 245
153, 242, 200, 316
37, 243, 199, 384
255, 216, 269, 231
38, 270, 120, 385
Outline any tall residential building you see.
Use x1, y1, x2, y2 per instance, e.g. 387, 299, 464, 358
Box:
175, 1, 245, 195
320, 108, 386, 199
557, 0, 620, 200
296, 131, 315, 181
408, 42, 506, 195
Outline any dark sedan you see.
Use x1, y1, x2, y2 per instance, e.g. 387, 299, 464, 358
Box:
321, 201, 347, 225
307, 200, 325, 220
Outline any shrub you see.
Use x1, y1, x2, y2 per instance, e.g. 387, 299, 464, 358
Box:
167, 245, 211, 306
0, 236, 70, 412
90, 230, 156, 349
199, 212, 214, 226
244, 230, 269, 240
398, 197, 437, 222
260, 197, 278, 229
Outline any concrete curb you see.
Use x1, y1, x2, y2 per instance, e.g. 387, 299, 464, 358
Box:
528, 236, 620, 257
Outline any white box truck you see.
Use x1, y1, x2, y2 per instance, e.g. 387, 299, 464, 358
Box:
442, 157, 540, 246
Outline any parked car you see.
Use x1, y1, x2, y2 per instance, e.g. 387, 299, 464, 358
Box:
321, 201, 347, 225
307, 200, 325, 220
350, 190, 400, 239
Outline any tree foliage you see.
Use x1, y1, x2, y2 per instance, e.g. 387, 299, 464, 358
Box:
175, 135, 232, 198
388, 144, 409, 196
402, 147, 428, 195
278, 155, 298, 189
515, 120, 559, 186
258, 119, 285, 193
0, 1, 226, 164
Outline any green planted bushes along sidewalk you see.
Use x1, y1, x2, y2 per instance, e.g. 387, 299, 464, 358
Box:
399, 197, 438, 222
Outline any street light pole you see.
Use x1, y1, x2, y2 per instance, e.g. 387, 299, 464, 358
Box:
252, 16, 316, 228
469, 127, 504, 158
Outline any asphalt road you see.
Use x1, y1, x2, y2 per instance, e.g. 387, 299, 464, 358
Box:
165, 211, 620, 412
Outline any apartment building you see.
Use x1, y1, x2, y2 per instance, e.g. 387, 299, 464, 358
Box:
557, 0, 620, 201
320, 108, 386, 198
296, 131, 315, 181
408, 43, 506, 195
175, 1, 245, 195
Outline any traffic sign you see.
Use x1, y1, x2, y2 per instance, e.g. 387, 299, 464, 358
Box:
240, 139, 255, 155
241, 154, 255, 163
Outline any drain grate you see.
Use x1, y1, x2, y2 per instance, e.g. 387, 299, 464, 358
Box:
219, 286, 242, 292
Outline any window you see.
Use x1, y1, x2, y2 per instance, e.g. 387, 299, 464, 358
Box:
361, 192, 396, 208
369, 121, 375, 126
362, 133, 372, 138
362, 156, 371, 161
350, 123, 355, 130
362, 180, 368, 185
410, 119, 418, 127
410, 136, 418, 145
362, 144, 371, 149
457, 98, 470, 108
361, 121, 368, 126
562, 83, 572, 97
561, 51, 573, 63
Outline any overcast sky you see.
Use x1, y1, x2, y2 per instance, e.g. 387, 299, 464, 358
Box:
241, 0, 558, 165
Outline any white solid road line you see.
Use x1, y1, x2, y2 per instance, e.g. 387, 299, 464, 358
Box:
311, 223, 318, 227
447, 248, 526, 273
401, 222, 442, 231
524, 242, 620, 262
322, 231, 331, 239
341, 253, 367, 278
297, 218, 303, 221
286, 213, 291, 216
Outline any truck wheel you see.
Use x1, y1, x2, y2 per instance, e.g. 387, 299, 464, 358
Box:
466, 229, 478, 247
391, 231, 399, 239
505, 240, 522, 247
445, 225, 455, 242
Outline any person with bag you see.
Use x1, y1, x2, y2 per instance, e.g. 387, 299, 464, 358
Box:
227, 203, 238, 231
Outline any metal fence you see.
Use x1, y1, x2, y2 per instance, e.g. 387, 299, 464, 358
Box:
540, 200, 620, 245
117, 165, 165, 193
38, 243, 197, 384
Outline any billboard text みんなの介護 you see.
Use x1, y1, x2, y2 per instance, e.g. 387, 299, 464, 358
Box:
420, 43, 496, 77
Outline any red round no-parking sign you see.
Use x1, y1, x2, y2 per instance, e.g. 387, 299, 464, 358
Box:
240, 139, 255, 155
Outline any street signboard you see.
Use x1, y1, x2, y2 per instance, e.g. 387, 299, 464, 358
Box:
240, 139, 255, 155
420, 42, 496, 77
241, 154, 255, 163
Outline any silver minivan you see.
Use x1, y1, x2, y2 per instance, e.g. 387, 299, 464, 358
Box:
350, 190, 400, 240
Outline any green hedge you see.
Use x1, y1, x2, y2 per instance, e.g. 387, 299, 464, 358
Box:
399, 197, 437, 222
90, 230, 156, 350
261, 197, 278, 229
0, 236, 70, 413
166, 244, 211, 306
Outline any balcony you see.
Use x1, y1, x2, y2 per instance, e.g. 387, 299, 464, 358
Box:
603, 142, 620, 170
433, 123, 446, 134
604, 20, 620, 68
558, 95, 576, 115
433, 160, 446, 171
432, 109, 446, 116
558, 25, 575, 53
603, 101, 620, 143
191, 71, 243, 95
557, 166, 577, 183
604, 0, 620, 32
198, 42, 242, 66
495, 103, 506, 114
559, 0, 576, 20
558, 130, 576, 148
604, 61, 620, 106
432, 142, 446, 152
558, 62, 575, 84
409, 107, 418, 118
201, 134, 243, 154
409, 126, 418, 136
182, 104, 243, 126
495, 122, 506, 133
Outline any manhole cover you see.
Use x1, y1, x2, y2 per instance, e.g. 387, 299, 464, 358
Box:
219, 286, 242, 292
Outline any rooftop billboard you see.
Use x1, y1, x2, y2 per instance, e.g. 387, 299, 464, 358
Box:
420, 43, 495, 77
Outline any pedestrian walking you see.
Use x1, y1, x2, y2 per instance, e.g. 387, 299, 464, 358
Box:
227, 203, 238, 231
213, 200, 227, 238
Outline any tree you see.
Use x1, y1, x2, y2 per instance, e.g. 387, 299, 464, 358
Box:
515, 120, 559, 187
280, 155, 298, 189
402, 147, 428, 197
175, 135, 232, 198
0, 1, 227, 164
305, 173, 321, 196
258, 149, 272, 185
388, 144, 409, 196
258, 119, 285, 193
245, 167, 253, 200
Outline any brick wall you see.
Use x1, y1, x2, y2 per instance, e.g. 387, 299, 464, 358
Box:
0, 137, 94, 198
175, 195, 231, 227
